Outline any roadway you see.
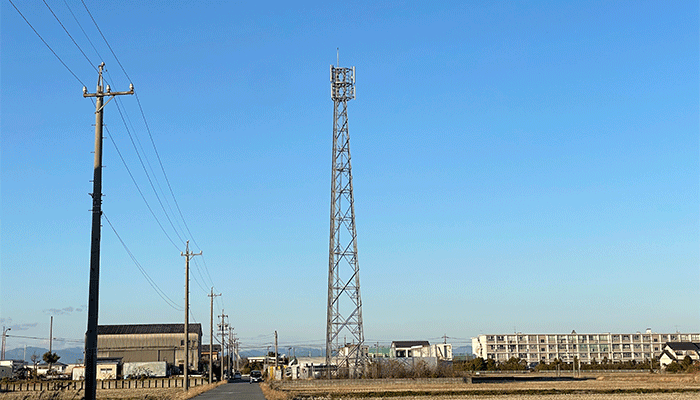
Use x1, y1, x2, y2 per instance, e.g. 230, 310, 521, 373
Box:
193, 378, 265, 400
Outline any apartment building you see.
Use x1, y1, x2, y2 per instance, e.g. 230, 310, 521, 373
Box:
472, 330, 700, 364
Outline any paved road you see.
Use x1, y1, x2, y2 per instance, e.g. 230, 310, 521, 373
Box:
193, 379, 265, 400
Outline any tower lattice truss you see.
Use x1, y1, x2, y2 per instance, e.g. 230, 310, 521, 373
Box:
326, 65, 365, 377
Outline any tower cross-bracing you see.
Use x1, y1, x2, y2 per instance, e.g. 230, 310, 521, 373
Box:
326, 64, 365, 378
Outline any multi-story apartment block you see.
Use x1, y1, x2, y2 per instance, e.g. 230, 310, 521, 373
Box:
472, 329, 700, 364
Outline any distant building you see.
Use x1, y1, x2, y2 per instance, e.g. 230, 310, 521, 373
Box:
201, 344, 221, 363
472, 329, 700, 364
390, 341, 452, 361
659, 342, 700, 369
97, 323, 202, 371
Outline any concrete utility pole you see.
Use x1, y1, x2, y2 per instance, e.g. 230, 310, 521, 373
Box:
83, 62, 133, 400
208, 288, 221, 383
218, 311, 228, 380
274, 331, 279, 369
181, 241, 202, 391
1, 327, 10, 360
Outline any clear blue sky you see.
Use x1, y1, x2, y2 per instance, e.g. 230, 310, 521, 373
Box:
2, 0, 698, 354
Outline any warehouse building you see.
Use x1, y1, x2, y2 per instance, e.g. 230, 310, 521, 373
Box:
472, 329, 700, 364
97, 323, 202, 372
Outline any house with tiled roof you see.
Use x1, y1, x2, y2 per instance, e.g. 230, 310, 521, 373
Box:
659, 342, 700, 369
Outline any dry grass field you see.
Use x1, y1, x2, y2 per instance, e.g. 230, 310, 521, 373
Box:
263, 373, 700, 400
0, 380, 226, 400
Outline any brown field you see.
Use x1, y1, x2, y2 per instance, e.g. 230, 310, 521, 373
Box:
263, 373, 700, 400
0, 380, 226, 400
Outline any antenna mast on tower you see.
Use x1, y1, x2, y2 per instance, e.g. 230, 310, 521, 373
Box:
326, 60, 365, 378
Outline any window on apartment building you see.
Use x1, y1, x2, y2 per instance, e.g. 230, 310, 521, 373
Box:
621, 335, 630, 341
497, 336, 504, 342
589, 335, 596, 341
487, 336, 495, 342
633, 335, 640, 341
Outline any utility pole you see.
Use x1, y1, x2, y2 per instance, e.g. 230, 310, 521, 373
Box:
228, 326, 233, 375
181, 240, 202, 391
218, 311, 228, 380
1, 327, 10, 360
326, 60, 365, 378
208, 288, 221, 384
274, 331, 279, 370
83, 62, 133, 400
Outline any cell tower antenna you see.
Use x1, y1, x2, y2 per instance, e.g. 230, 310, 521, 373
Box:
326, 60, 364, 378
337, 48, 339, 67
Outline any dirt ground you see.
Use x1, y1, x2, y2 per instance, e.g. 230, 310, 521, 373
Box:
264, 373, 700, 400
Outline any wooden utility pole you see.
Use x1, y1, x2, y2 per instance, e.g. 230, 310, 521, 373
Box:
208, 288, 220, 383
83, 62, 133, 400
181, 240, 201, 391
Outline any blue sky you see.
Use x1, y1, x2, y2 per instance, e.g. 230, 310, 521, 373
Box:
1, 0, 698, 354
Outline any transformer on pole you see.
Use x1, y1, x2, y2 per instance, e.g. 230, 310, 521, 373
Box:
326, 63, 365, 378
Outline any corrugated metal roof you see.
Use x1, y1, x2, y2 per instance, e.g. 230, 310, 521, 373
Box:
392, 341, 430, 348
97, 323, 202, 335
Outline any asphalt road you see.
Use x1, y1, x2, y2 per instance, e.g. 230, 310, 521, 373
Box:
193, 379, 265, 400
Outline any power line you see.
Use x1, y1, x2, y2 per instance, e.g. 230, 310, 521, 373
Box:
8, 0, 86, 86
103, 212, 183, 311
62, 0, 104, 62
41, 0, 96, 71
104, 125, 181, 250
79, 1, 217, 293
112, 99, 187, 246
80, 0, 131, 83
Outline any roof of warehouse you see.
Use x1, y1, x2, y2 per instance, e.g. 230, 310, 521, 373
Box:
392, 341, 430, 348
97, 323, 202, 335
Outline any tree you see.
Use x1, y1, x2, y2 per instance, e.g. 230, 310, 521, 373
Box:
681, 355, 693, 370
43, 351, 60, 372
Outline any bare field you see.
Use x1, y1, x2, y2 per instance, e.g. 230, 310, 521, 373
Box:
265, 374, 700, 400
0, 381, 226, 400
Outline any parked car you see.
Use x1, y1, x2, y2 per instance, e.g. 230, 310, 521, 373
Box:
249, 370, 262, 383
233, 371, 242, 380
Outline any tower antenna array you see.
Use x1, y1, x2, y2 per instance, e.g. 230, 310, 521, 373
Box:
326, 61, 365, 378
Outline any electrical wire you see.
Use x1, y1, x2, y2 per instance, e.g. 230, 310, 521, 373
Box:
104, 125, 181, 250
80, 0, 131, 83
103, 212, 184, 311
41, 0, 96, 72
7, 0, 86, 86
80, 0, 219, 295
62, 0, 104, 62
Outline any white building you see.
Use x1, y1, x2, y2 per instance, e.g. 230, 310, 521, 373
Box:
472, 330, 700, 364
659, 342, 700, 369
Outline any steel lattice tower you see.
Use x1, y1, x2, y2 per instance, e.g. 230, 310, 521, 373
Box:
326, 64, 365, 378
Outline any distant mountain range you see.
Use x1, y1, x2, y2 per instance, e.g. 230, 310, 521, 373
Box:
5, 344, 471, 364
4, 346, 85, 364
